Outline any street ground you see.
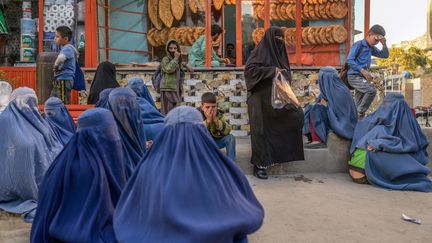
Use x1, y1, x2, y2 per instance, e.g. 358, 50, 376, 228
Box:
1, 173, 431, 243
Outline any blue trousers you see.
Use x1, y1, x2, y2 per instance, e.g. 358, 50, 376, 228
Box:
215, 134, 236, 161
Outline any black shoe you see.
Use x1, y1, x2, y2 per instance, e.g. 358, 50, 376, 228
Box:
304, 141, 327, 149
253, 165, 268, 180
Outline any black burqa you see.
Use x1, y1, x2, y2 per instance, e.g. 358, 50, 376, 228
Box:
87, 61, 120, 104
245, 26, 304, 167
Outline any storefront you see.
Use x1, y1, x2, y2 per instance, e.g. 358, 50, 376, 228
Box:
0, 0, 371, 134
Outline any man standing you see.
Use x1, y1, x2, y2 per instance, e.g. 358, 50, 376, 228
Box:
198, 92, 236, 161
347, 24, 389, 118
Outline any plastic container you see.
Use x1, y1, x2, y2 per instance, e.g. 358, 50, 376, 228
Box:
20, 48, 36, 62
21, 34, 36, 48
21, 18, 36, 34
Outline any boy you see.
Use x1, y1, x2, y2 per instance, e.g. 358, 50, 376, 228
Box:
198, 92, 236, 160
52, 26, 78, 104
347, 24, 389, 118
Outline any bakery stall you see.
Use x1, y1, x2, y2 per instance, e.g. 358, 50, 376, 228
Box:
1, 0, 372, 135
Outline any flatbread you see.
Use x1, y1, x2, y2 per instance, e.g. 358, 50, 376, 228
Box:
329, 1, 348, 19
171, 0, 185, 21
148, 0, 163, 30
331, 25, 347, 43
160, 28, 170, 45
159, 0, 174, 28
318, 4, 328, 19
189, 0, 199, 14
302, 27, 311, 45
313, 26, 322, 44
213, 0, 224, 10
319, 27, 330, 44
147, 28, 158, 47
325, 26, 335, 43
307, 27, 317, 45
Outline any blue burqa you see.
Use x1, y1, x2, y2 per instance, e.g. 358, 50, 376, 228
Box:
127, 77, 164, 140
304, 67, 357, 142
108, 87, 147, 178
30, 108, 127, 242
127, 77, 156, 107
350, 93, 432, 192
114, 106, 264, 243
44, 97, 76, 145
0, 88, 63, 221
95, 88, 114, 108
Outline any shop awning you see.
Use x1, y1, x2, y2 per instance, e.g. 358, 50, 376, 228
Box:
0, 8, 9, 34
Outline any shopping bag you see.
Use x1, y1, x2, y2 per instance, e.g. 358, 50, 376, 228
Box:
271, 69, 300, 109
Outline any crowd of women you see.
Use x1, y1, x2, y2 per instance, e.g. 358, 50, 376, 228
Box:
0, 26, 431, 242
0, 75, 264, 242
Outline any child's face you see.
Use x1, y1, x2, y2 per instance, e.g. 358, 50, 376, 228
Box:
366, 33, 381, 46
55, 32, 68, 46
168, 43, 177, 56
201, 102, 217, 113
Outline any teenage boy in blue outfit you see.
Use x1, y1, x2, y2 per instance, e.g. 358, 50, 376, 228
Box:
347, 24, 389, 118
51, 26, 78, 104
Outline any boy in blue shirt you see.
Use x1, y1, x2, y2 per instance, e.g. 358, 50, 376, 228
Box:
51, 26, 78, 104
347, 24, 389, 118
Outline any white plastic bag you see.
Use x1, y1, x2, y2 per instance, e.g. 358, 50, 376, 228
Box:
271, 69, 300, 109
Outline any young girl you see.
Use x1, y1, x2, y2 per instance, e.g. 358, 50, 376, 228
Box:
159, 40, 193, 115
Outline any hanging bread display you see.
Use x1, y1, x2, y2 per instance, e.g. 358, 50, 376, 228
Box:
251, 25, 347, 46
148, 0, 163, 30
253, 0, 347, 21
147, 27, 207, 47
171, 0, 185, 21
159, 0, 174, 27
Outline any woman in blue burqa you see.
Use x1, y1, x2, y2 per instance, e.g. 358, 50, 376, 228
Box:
95, 88, 114, 108
0, 81, 12, 115
349, 93, 432, 192
113, 106, 264, 243
127, 77, 164, 140
107, 87, 148, 178
0, 87, 63, 221
31, 108, 127, 242
303, 66, 357, 148
43, 97, 76, 145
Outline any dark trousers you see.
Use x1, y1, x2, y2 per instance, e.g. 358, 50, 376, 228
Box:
51, 80, 73, 104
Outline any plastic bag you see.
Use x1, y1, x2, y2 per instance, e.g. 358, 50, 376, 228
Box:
271, 69, 300, 109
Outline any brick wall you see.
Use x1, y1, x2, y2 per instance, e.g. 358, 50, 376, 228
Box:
83, 68, 320, 137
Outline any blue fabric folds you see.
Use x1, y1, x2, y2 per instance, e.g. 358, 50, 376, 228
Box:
30, 108, 127, 242
127, 77, 164, 140
95, 88, 114, 108
304, 67, 357, 142
114, 106, 264, 243
127, 77, 156, 107
44, 97, 76, 145
108, 87, 147, 178
318, 67, 357, 139
0, 88, 63, 221
303, 102, 330, 143
351, 93, 432, 192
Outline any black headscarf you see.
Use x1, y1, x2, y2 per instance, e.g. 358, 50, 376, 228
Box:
245, 26, 291, 91
87, 61, 120, 104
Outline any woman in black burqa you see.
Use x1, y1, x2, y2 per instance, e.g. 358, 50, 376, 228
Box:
87, 61, 120, 104
245, 26, 304, 179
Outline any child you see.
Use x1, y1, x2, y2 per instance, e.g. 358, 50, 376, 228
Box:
52, 26, 78, 104
346, 24, 389, 118
198, 92, 236, 160
160, 39, 192, 115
